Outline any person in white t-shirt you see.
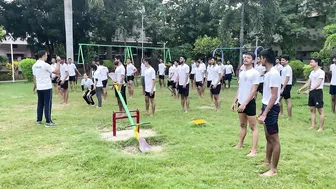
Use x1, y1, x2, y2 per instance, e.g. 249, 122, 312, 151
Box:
126, 58, 137, 98
279, 55, 293, 119
114, 56, 127, 111
32, 50, 60, 127
255, 57, 266, 96
170, 60, 179, 98
206, 62, 214, 102
141, 59, 146, 95
190, 59, 196, 89
92, 64, 103, 108
175, 56, 190, 112
167, 61, 175, 97
274, 57, 283, 74
223, 60, 235, 89
157, 59, 166, 88
51, 58, 60, 96
198, 58, 207, 93
59, 59, 69, 104
194, 60, 205, 98
329, 56, 336, 113
298, 58, 325, 132
144, 59, 156, 117
257, 49, 281, 177
81, 73, 95, 105
209, 57, 223, 112
96, 60, 109, 100
67, 58, 81, 92
232, 52, 259, 157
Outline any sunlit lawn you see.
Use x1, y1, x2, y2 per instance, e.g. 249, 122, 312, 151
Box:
0, 80, 336, 188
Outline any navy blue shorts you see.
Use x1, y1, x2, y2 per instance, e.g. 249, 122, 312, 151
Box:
330, 85, 336, 96
262, 104, 280, 135
224, 74, 233, 81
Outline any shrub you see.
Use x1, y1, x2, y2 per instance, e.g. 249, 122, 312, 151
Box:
0, 72, 11, 81
0, 55, 8, 63
303, 65, 313, 80
20, 58, 36, 82
6, 61, 19, 76
289, 60, 305, 83
102, 60, 114, 72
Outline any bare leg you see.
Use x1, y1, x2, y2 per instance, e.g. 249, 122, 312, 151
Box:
228, 80, 231, 88
214, 95, 220, 112
286, 99, 292, 119
331, 96, 336, 113
181, 96, 185, 111
317, 108, 324, 131
185, 97, 189, 113
234, 113, 247, 149
261, 133, 280, 177
310, 107, 316, 129
247, 116, 258, 156
264, 124, 272, 166
279, 97, 284, 116
103, 88, 107, 100
145, 96, 149, 114
150, 98, 156, 117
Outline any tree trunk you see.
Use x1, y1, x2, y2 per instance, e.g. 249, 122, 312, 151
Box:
239, 1, 245, 66
64, 0, 74, 60
106, 37, 113, 60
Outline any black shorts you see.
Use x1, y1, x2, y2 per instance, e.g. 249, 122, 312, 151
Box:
308, 89, 324, 108
52, 76, 59, 84
281, 85, 292, 100
258, 83, 264, 94
127, 76, 134, 82
141, 76, 145, 89
171, 81, 176, 89
207, 80, 212, 88
190, 74, 195, 80
102, 80, 108, 88
196, 81, 203, 88
159, 75, 165, 80
178, 84, 190, 97
60, 80, 69, 90
262, 104, 280, 135
238, 99, 256, 116
114, 85, 127, 104
224, 74, 233, 81
330, 85, 336, 96
145, 91, 155, 98
210, 84, 221, 95
69, 76, 76, 82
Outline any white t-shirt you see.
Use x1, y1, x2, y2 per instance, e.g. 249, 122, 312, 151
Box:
178, 64, 190, 85
255, 64, 266, 83
240, 64, 246, 72
60, 64, 69, 81
211, 65, 223, 85
200, 62, 206, 73
126, 64, 136, 76
158, 63, 166, 75
81, 79, 93, 90
275, 64, 283, 74
238, 68, 260, 104
309, 68, 325, 90
225, 64, 234, 74
68, 63, 77, 76
330, 64, 336, 85
169, 66, 176, 81
207, 65, 213, 81
281, 65, 293, 85
115, 65, 126, 85
195, 66, 204, 82
141, 63, 146, 76
191, 63, 196, 74
32, 60, 54, 90
262, 67, 281, 105
51, 63, 58, 78
99, 65, 109, 80
145, 67, 156, 92
94, 71, 103, 87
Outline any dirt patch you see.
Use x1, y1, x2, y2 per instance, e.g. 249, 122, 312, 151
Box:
101, 129, 156, 142
197, 106, 215, 110
121, 145, 163, 155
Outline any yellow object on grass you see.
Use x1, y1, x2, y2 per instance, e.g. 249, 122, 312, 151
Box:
192, 119, 207, 125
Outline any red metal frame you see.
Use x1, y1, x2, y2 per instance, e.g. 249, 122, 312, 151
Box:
112, 109, 140, 136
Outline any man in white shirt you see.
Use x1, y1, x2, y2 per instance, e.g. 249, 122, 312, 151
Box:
59, 59, 69, 104
32, 50, 60, 127
114, 56, 127, 111
175, 56, 190, 112
232, 52, 259, 157
67, 58, 81, 92
298, 58, 325, 132
209, 57, 223, 112
279, 55, 293, 119
170, 60, 179, 99
92, 64, 103, 108
158, 59, 166, 88
97, 60, 109, 100
144, 59, 156, 117
81, 73, 95, 105
126, 58, 137, 98
329, 56, 336, 113
167, 61, 175, 97
255, 57, 266, 96
258, 48, 281, 177
223, 60, 235, 89
141, 59, 146, 95
190, 59, 196, 89
275, 57, 283, 74
206, 61, 214, 102
195, 60, 205, 98
51, 58, 60, 96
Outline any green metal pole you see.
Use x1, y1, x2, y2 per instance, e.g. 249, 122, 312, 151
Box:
77, 45, 82, 64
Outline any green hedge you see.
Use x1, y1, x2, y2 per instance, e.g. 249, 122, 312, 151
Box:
102, 60, 114, 72
303, 65, 313, 80
20, 58, 36, 82
289, 60, 305, 83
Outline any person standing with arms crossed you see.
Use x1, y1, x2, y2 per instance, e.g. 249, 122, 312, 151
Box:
32, 50, 60, 127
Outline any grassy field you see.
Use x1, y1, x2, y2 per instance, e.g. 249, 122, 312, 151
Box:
1, 80, 336, 189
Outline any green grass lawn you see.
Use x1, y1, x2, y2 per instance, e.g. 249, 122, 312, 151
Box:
1, 81, 336, 188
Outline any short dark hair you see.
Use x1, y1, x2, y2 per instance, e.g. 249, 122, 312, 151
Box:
91, 64, 97, 71
95, 57, 99, 62
281, 55, 291, 61
145, 58, 151, 65
37, 50, 47, 58
245, 52, 256, 60
312, 58, 322, 66
210, 57, 217, 61
260, 48, 276, 65
332, 55, 336, 59
115, 55, 122, 61
100, 60, 104, 65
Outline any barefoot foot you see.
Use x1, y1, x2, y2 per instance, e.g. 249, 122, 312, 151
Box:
247, 151, 257, 157
233, 144, 243, 149
317, 128, 324, 132
260, 169, 278, 177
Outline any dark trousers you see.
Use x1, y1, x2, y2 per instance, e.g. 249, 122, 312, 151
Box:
83, 90, 96, 105
37, 89, 53, 123
96, 87, 103, 107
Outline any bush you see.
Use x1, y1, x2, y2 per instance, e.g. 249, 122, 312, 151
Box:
303, 65, 313, 80
0, 72, 11, 81
102, 60, 114, 72
6, 61, 19, 76
20, 58, 36, 82
0, 55, 8, 63
289, 60, 305, 83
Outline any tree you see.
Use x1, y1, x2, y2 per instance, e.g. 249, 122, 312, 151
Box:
193, 36, 221, 57
64, 0, 74, 60
0, 26, 4, 40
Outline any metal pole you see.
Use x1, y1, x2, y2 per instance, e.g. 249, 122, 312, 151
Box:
256, 36, 258, 47
141, 13, 144, 61
163, 42, 166, 64
11, 42, 15, 82
239, 2, 245, 67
